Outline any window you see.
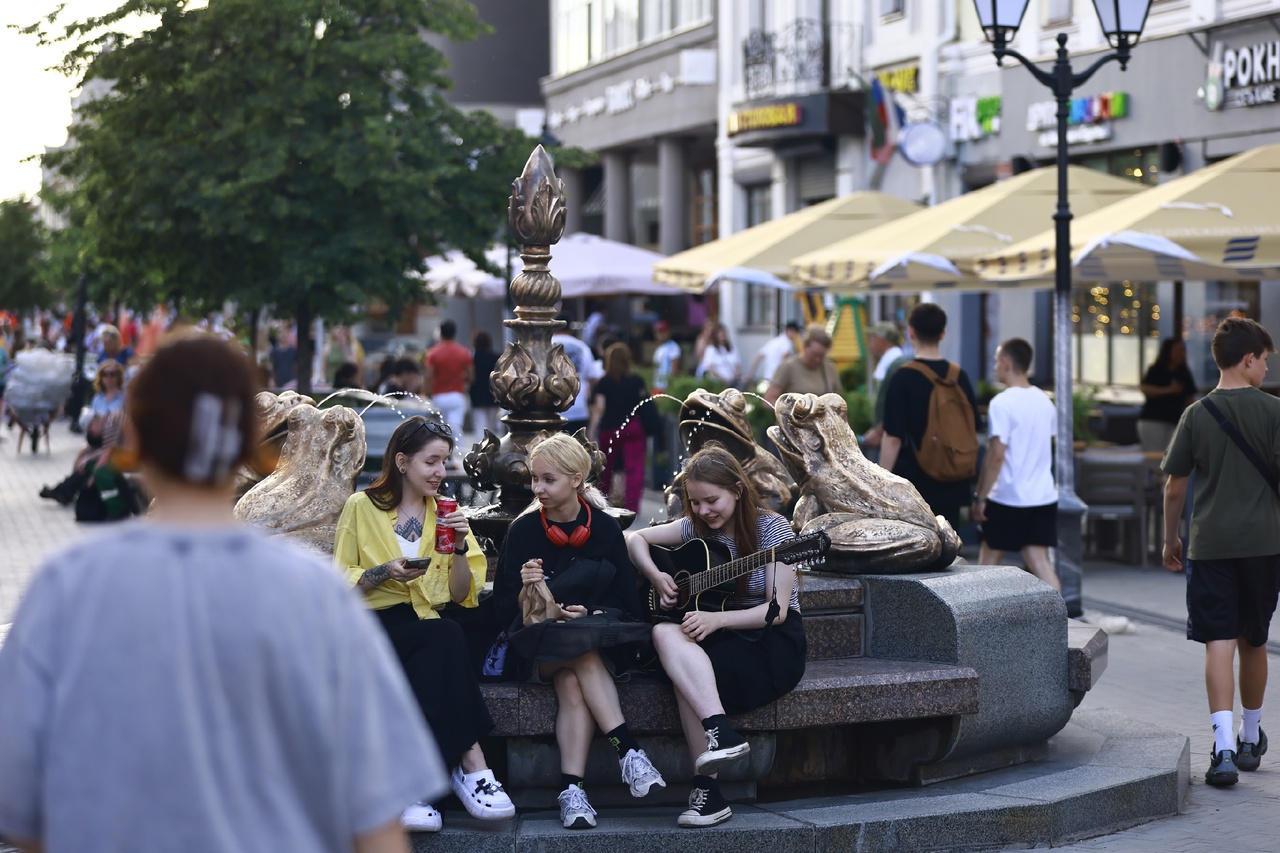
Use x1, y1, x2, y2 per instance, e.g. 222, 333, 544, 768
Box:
553, 0, 714, 74
1070, 151, 1167, 388
743, 183, 776, 328
1074, 281, 1161, 387
881, 0, 905, 17
1045, 0, 1072, 24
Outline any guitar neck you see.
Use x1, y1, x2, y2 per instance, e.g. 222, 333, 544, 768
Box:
691, 546, 775, 595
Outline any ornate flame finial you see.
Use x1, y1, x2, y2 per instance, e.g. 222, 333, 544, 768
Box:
509, 145, 567, 247
464, 145, 618, 541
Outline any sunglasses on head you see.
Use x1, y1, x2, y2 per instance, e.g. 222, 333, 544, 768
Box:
404, 417, 453, 446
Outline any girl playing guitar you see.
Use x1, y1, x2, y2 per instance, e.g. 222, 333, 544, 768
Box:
626, 443, 806, 828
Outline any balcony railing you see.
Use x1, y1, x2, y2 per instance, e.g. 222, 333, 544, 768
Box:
742, 18, 862, 101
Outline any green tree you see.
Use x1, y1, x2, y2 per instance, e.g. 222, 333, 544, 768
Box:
31, 0, 533, 392
0, 197, 50, 311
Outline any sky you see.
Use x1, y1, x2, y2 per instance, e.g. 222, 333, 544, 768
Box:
0, 0, 155, 202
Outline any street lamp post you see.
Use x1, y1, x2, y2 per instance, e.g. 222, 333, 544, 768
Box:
973, 0, 1151, 617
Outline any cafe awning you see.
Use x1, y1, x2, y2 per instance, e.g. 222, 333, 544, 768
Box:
976, 144, 1280, 284
652, 191, 921, 292
790, 165, 1145, 293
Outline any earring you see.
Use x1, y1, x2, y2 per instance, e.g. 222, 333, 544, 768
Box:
399, 467, 406, 474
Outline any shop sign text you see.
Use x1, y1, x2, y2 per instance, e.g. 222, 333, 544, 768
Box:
877, 66, 919, 94
549, 72, 677, 128
950, 96, 1002, 142
1204, 40, 1280, 111
1026, 92, 1129, 132
727, 103, 803, 136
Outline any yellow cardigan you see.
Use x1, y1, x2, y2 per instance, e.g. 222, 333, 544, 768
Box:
333, 490, 485, 619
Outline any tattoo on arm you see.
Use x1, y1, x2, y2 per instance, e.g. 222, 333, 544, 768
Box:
394, 516, 423, 542
361, 563, 393, 588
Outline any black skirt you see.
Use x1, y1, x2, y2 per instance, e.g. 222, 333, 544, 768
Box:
374, 604, 496, 768
702, 609, 806, 716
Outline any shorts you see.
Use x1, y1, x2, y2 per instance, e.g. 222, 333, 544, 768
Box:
979, 500, 1057, 552
1186, 554, 1280, 647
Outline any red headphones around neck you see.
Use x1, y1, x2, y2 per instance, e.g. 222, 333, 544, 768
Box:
541, 496, 593, 548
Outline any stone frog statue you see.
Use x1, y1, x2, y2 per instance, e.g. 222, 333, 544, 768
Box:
668, 387, 794, 514
233, 390, 314, 501
767, 392, 961, 574
234, 401, 366, 554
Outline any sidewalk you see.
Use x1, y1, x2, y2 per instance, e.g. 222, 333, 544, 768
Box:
1, 429, 1277, 849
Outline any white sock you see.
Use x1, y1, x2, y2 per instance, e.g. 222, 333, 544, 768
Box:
1212, 710, 1235, 754
1241, 707, 1263, 744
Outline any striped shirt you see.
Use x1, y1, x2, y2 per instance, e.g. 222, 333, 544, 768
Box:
679, 512, 801, 611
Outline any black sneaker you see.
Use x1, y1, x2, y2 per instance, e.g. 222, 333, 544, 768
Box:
694, 723, 750, 775
677, 784, 732, 828
1205, 748, 1239, 786
1237, 728, 1268, 772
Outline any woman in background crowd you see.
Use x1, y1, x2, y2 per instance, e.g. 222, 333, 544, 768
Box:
469, 331, 502, 439
1138, 337, 1197, 453
695, 323, 741, 388
589, 343, 649, 512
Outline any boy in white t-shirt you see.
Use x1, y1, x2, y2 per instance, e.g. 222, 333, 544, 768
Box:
971, 338, 1061, 592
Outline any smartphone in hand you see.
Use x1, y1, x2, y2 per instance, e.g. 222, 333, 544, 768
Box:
404, 557, 433, 571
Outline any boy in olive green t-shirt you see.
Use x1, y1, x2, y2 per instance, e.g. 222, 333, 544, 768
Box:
1162, 317, 1280, 788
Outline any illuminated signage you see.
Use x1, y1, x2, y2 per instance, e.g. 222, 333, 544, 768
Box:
727, 103, 803, 136
876, 66, 919, 94
1203, 40, 1280, 111
950, 96, 1002, 141
1027, 92, 1129, 147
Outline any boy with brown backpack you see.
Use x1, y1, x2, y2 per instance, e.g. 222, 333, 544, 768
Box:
878, 303, 980, 522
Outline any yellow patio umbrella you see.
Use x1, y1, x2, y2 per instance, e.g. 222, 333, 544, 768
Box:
976, 144, 1280, 283
790, 166, 1145, 293
652, 191, 921, 292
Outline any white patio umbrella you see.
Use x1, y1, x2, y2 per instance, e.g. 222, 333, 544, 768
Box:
412, 234, 684, 299
410, 248, 509, 299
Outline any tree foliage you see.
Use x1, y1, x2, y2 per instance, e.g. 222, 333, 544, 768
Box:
0, 197, 50, 311
30, 0, 536, 391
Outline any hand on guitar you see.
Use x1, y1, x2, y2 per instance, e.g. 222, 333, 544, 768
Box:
681, 609, 724, 642
649, 571, 679, 611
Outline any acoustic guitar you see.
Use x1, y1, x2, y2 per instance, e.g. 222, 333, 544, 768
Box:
646, 530, 829, 620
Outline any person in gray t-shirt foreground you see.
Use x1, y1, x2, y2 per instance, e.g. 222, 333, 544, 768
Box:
0, 334, 444, 853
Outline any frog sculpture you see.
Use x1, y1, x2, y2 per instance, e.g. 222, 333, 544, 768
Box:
768, 392, 961, 574
669, 387, 794, 513
234, 397, 366, 554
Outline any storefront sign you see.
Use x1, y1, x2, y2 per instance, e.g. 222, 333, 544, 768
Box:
549, 49, 716, 129
1026, 92, 1128, 147
728, 102, 804, 135
1203, 40, 1280, 111
877, 65, 919, 94
950, 96, 1002, 142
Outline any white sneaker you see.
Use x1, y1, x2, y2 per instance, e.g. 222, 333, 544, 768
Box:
450, 766, 516, 820
400, 800, 442, 832
557, 784, 597, 829
619, 748, 666, 797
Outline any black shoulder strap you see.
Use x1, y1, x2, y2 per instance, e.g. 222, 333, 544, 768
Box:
1201, 397, 1280, 496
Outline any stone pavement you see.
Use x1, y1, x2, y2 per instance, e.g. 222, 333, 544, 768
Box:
0, 424, 1277, 849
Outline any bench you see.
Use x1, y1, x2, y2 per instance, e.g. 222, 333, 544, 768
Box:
477, 566, 1108, 804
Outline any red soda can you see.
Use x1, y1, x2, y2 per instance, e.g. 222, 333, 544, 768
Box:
435, 496, 458, 554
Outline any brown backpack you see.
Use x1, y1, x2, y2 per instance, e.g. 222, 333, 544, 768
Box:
901, 360, 978, 482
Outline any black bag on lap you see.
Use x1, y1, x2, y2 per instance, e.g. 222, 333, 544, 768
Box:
505, 557, 652, 664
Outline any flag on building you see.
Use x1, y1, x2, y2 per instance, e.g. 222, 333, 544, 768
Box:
868, 78, 904, 166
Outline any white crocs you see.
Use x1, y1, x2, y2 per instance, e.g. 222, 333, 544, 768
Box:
450, 766, 516, 820
400, 800, 442, 832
